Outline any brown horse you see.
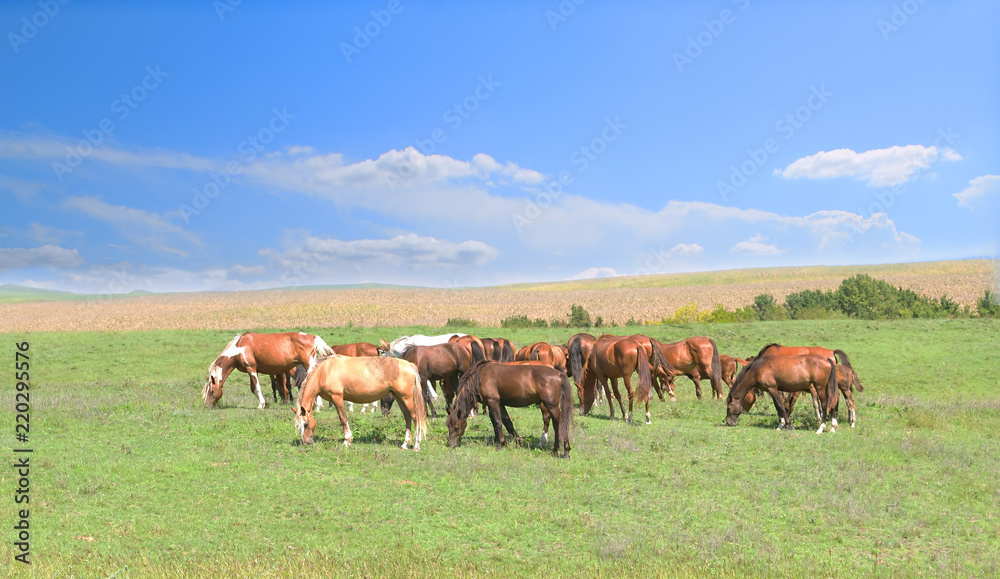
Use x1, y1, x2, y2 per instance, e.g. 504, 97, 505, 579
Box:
446, 360, 572, 457
400, 341, 480, 416
481, 338, 514, 362
203, 332, 333, 409
726, 354, 839, 433
573, 333, 671, 400
653, 337, 724, 400
332, 341, 381, 357
739, 363, 859, 428
580, 337, 671, 423
528, 342, 568, 373
749, 343, 864, 427
449, 334, 486, 361
719, 354, 749, 389
292, 354, 426, 450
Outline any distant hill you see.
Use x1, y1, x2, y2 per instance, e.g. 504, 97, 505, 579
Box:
0, 284, 158, 304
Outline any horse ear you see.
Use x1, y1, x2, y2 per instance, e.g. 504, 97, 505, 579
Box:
299, 406, 307, 417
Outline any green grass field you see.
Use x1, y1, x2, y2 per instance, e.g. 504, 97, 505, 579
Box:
2, 319, 999, 577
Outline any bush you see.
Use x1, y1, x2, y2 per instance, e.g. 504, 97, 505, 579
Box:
501, 315, 546, 329
703, 304, 755, 324
569, 304, 592, 328
445, 317, 477, 328
784, 289, 839, 319
978, 289, 1000, 318
594, 316, 604, 328
752, 294, 786, 321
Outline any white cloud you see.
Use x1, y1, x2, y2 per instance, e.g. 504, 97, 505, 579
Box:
570, 267, 619, 280
774, 145, 961, 187
260, 233, 498, 275
0, 132, 215, 172
731, 234, 784, 256
62, 196, 200, 256
953, 174, 1000, 208
669, 243, 704, 256
229, 264, 267, 277
0, 245, 84, 272
0, 175, 46, 200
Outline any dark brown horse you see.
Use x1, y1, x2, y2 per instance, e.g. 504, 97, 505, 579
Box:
292, 354, 426, 450
400, 341, 481, 416
726, 354, 839, 433
446, 360, 572, 457
580, 337, 671, 423
739, 362, 859, 428
203, 332, 333, 409
653, 337, 724, 400
748, 343, 863, 427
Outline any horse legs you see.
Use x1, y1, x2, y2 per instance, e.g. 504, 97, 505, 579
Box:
689, 370, 703, 400
622, 373, 635, 423
539, 404, 552, 448
609, 378, 628, 421
767, 387, 791, 430
395, 392, 419, 451
248, 369, 267, 410
330, 394, 353, 445
651, 374, 666, 402
485, 400, 506, 449
843, 386, 856, 428
442, 374, 458, 415
499, 405, 519, 443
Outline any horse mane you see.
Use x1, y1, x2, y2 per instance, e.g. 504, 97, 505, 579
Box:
452, 359, 490, 420
753, 343, 782, 359
397, 343, 416, 359
731, 354, 769, 395
292, 354, 336, 408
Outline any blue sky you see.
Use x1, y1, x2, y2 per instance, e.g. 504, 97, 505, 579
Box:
1, 0, 997, 293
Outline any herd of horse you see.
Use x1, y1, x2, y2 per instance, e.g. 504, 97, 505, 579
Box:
201, 330, 865, 458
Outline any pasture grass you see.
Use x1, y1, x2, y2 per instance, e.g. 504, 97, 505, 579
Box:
1, 319, 999, 577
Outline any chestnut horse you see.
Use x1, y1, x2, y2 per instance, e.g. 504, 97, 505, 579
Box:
292, 354, 426, 450
726, 354, 839, 433
749, 343, 864, 427
719, 354, 750, 389
528, 342, 568, 373
203, 332, 333, 409
738, 364, 859, 428
446, 360, 572, 457
653, 337, 724, 400
580, 337, 672, 423
333, 342, 381, 357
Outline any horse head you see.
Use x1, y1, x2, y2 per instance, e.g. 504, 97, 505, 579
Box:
291, 405, 316, 444
203, 374, 222, 408
445, 410, 468, 448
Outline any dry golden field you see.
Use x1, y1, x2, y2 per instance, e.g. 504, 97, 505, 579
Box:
1, 259, 995, 332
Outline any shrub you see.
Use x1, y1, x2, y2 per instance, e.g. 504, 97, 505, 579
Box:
752, 294, 786, 321
445, 317, 477, 328
594, 316, 604, 328
500, 315, 533, 329
977, 289, 1000, 318
784, 289, 839, 319
569, 304, 592, 328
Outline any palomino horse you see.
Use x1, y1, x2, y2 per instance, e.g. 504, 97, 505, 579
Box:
749, 343, 864, 427
653, 337, 724, 400
380, 333, 465, 358
447, 360, 572, 457
580, 337, 672, 423
292, 354, 427, 451
203, 332, 333, 409
726, 354, 839, 433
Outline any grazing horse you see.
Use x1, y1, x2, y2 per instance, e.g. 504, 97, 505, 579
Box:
379, 333, 465, 359
528, 342, 568, 373
748, 343, 864, 427
292, 355, 426, 451
399, 342, 480, 416
653, 337, 724, 400
726, 354, 839, 433
333, 342, 381, 357
446, 360, 572, 457
738, 363, 859, 428
480, 337, 515, 362
203, 332, 333, 409
567, 332, 596, 398
719, 354, 750, 389
580, 337, 672, 423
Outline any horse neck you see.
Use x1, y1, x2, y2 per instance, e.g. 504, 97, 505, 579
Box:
211, 356, 238, 386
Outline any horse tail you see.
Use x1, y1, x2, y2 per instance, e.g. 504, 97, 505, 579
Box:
408, 363, 427, 444
833, 349, 863, 392
292, 362, 310, 398
558, 371, 573, 454
453, 359, 488, 420
313, 335, 334, 358
649, 339, 674, 378
569, 335, 584, 385
709, 339, 724, 395
633, 346, 653, 405
826, 358, 839, 416
735, 357, 750, 366
754, 342, 782, 359
471, 340, 485, 363
502, 340, 514, 363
